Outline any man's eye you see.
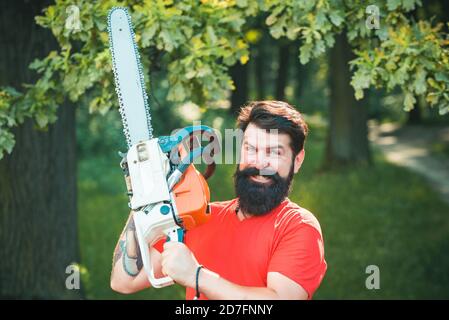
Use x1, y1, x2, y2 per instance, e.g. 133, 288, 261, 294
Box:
270, 149, 280, 156
246, 145, 256, 152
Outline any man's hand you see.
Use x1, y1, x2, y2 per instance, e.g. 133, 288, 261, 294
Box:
161, 242, 200, 288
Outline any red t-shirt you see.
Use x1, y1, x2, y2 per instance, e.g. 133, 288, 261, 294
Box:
156, 198, 327, 300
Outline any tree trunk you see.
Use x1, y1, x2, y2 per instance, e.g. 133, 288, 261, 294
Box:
0, 0, 81, 299
407, 98, 423, 124
254, 35, 266, 100
275, 43, 290, 101
294, 42, 307, 101
229, 62, 249, 115
324, 32, 371, 168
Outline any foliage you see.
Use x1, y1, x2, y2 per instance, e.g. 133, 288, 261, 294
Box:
1, 0, 448, 159
0, 87, 22, 156
350, 14, 449, 114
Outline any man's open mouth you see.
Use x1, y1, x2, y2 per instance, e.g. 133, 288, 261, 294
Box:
249, 175, 273, 184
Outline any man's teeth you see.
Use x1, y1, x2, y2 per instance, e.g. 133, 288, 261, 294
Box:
252, 175, 270, 182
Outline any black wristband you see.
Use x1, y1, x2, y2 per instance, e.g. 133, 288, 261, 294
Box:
194, 265, 204, 300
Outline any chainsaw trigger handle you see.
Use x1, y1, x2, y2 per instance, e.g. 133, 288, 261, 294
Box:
133, 206, 185, 288
165, 227, 184, 243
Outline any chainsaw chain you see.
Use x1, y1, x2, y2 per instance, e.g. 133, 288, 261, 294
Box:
107, 7, 154, 148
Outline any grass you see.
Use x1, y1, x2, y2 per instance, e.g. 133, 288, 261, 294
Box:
78, 125, 449, 299
430, 141, 449, 160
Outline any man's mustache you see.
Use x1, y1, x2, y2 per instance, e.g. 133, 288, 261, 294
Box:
236, 167, 279, 180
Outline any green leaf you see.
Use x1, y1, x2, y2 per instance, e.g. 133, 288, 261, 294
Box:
286, 26, 300, 40
236, 0, 248, 8
347, 28, 358, 41
355, 89, 364, 100
29, 58, 46, 72
185, 70, 197, 80
329, 12, 344, 27
387, 0, 401, 11
265, 6, 283, 26
391, 67, 409, 86
375, 24, 389, 41
426, 92, 439, 105
299, 43, 313, 65
314, 39, 326, 56
160, 30, 175, 52
270, 22, 284, 39
324, 33, 335, 47
435, 72, 449, 83
316, 11, 328, 29
167, 83, 186, 101
0, 130, 15, 159
352, 71, 371, 91
402, 0, 420, 11
427, 77, 442, 90
438, 103, 449, 115
35, 112, 49, 128
413, 68, 427, 95
197, 65, 212, 77
386, 59, 397, 71
403, 91, 417, 111
141, 23, 158, 47
206, 26, 218, 44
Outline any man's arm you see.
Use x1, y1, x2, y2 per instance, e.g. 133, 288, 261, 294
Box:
198, 269, 308, 300
110, 211, 164, 294
161, 242, 309, 300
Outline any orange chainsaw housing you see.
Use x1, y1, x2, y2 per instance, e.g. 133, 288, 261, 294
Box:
171, 164, 211, 230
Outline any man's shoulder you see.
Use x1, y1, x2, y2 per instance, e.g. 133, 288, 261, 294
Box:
210, 198, 238, 216
275, 199, 323, 236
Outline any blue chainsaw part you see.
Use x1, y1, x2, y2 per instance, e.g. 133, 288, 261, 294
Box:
160, 205, 171, 215
177, 147, 205, 173
158, 125, 216, 153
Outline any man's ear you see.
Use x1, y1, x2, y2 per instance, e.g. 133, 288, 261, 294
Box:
293, 149, 305, 174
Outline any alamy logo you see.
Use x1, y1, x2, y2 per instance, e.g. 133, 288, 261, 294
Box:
65, 5, 82, 32
65, 263, 80, 290
365, 5, 380, 30
365, 265, 380, 290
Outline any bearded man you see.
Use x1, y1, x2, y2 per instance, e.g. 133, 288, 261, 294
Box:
110, 101, 327, 300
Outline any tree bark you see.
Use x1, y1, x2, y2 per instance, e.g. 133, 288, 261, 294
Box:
407, 98, 423, 124
275, 43, 291, 101
254, 35, 266, 100
324, 32, 371, 168
229, 62, 249, 115
0, 0, 81, 299
293, 42, 307, 101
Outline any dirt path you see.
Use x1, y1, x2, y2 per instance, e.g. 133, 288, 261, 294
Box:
369, 121, 449, 205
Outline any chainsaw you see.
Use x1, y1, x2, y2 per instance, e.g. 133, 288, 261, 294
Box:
107, 7, 218, 288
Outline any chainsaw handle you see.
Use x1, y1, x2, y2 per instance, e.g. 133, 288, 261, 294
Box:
146, 227, 183, 288
144, 227, 184, 288
158, 125, 219, 180
133, 208, 184, 288
202, 162, 215, 180
158, 125, 217, 153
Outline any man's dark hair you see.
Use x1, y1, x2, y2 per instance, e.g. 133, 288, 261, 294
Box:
236, 101, 309, 156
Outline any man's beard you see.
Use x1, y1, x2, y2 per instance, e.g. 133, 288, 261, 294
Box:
233, 164, 294, 216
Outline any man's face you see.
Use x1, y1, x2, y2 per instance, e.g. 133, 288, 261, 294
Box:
233, 123, 305, 215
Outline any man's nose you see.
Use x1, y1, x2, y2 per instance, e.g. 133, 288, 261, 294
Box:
253, 152, 270, 171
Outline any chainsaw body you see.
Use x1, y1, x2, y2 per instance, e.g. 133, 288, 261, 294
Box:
120, 129, 215, 288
